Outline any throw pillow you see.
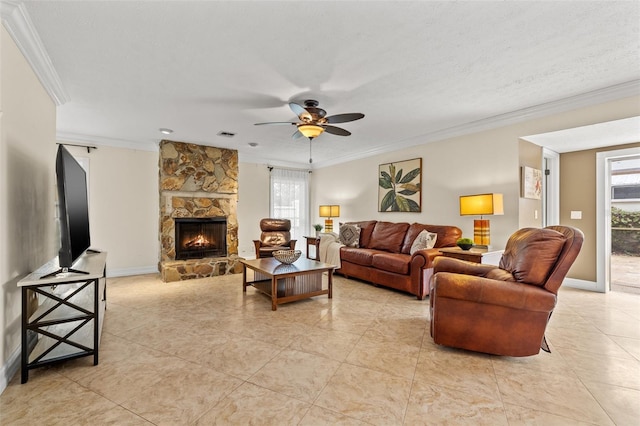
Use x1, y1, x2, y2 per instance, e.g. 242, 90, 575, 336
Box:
410, 230, 438, 254
339, 224, 361, 247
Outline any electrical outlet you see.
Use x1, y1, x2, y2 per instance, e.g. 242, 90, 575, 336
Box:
570, 210, 582, 220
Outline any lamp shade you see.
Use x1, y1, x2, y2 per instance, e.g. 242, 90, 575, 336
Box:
298, 124, 324, 139
459, 193, 504, 216
319, 205, 340, 218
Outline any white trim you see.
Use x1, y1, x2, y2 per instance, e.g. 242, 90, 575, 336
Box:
597, 147, 640, 294
0, 346, 21, 395
316, 80, 640, 168
563, 278, 600, 292
107, 266, 158, 278
57, 133, 159, 152
49, 80, 640, 167
543, 148, 560, 226
0, 1, 69, 105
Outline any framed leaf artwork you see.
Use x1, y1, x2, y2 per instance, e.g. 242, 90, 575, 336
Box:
378, 158, 422, 212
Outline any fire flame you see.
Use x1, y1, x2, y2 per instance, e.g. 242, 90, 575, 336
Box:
185, 234, 213, 249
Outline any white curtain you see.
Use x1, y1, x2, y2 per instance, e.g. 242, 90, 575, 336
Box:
270, 168, 309, 241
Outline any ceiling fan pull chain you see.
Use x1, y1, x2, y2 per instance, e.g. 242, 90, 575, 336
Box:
309, 141, 313, 163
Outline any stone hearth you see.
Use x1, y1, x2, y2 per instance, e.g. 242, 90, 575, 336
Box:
159, 140, 242, 282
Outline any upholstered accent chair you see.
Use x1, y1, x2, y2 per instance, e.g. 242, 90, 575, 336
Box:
429, 226, 584, 357
253, 218, 297, 258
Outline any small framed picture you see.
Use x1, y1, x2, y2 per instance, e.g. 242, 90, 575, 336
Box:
521, 166, 542, 199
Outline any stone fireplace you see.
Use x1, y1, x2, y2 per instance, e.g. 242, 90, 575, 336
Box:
159, 140, 242, 282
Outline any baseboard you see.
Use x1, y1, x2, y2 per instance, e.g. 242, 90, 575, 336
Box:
107, 265, 158, 277
563, 278, 602, 292
0, 346, 21, 395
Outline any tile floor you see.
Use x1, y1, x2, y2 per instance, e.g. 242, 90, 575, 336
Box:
611, 254, 640, 294
1, 272, 640, 425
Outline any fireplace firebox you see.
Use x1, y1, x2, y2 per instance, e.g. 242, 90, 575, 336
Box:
175, 217, 227, 260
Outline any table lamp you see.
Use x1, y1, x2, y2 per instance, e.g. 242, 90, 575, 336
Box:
459, 193, 504, 248
319, 205, 340, 233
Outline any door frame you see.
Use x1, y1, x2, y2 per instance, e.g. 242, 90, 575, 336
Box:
542, 148, 560, 226
596, 146, 640, 293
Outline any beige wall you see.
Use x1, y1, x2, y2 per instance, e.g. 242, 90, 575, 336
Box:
312, 130, 518, 250
237, 163, 270, 259
1, 26, 57, 388
518, 139, 543, 228
61, 144, 159, 275
560, 141, 640, 281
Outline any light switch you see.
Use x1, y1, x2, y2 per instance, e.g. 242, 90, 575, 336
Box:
570, 210, 582, 220
534, 210, 538, 219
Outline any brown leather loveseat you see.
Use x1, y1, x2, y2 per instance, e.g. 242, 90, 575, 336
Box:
429, 226, 584, 356
335, 221, 462, 299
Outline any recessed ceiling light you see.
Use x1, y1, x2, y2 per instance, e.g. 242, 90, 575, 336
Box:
248, 142, 258, 147
159, 128, 173, 135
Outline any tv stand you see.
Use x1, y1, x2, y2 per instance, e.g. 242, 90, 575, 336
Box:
18, 252, 107, 383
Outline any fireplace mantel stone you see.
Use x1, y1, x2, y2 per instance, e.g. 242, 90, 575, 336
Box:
159, 140, 241, 282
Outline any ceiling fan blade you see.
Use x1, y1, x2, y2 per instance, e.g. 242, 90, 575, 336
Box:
254, 122, 297, 126
324, 125, 351, 136
292, 130, 304, 140
289, 102, 312, 121
325, 113, 365, 124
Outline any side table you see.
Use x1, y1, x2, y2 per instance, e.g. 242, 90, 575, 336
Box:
304, 236, 320, 260
438, 247, 503, 266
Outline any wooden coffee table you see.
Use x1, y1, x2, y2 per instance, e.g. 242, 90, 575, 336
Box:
241, 257, 334, 310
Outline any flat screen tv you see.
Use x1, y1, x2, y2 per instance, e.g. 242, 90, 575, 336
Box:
55, 144, 91, 271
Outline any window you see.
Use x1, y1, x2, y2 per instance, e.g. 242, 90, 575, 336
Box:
612, 185, 640, 200
270, 168, 309, 240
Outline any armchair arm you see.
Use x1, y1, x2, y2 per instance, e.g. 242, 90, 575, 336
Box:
253, 240, 262, 258
432, 272, 556, 312
433, 256, 499, 277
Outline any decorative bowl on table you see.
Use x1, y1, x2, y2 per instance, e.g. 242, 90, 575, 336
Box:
457, 243, 473, 251
272, 249, 302, 264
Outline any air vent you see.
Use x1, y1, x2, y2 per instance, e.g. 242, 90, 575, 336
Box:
217, 131, 236, 138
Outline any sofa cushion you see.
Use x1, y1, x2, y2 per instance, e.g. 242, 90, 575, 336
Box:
340, 247, 376, 266
372, 252, 411, 275
369, 221, 410, 253
499, 228, 566, 286
344, 220, 377, 248
410, 230, 437, 254
339, 223, 361, 247
401, 223, 462, 253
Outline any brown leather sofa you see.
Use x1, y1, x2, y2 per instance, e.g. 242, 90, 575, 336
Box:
337, 221, 462, 300
429, 226, 584, 356
253, 218, 297, 258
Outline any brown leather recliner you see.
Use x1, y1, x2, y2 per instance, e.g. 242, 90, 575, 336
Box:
253, 218, 297, 258
429, 226, 584, 357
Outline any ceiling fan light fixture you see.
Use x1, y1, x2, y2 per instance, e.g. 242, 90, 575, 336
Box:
298, 124, 324, 139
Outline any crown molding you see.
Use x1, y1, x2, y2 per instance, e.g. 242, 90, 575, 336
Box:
317, 80, 640, 168
50, 80, 640, 168
59, 80, 640, 168
57, 132, 159, 152
398, 80, 640, 150
1, 1, 69, 105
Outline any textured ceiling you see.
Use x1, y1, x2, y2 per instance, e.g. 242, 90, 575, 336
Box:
13, 1, 640, 167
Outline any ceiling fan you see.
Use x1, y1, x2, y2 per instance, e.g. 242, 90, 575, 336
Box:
255, 100, 364, 163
